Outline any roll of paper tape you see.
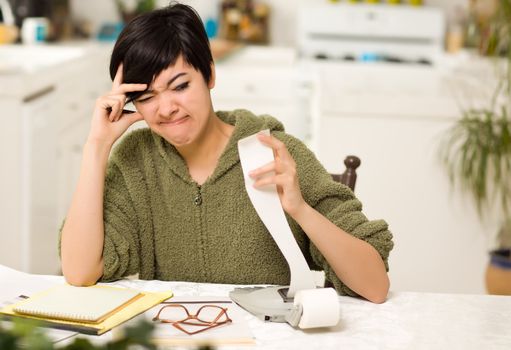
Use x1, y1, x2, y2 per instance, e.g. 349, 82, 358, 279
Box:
294, 288, 340, 329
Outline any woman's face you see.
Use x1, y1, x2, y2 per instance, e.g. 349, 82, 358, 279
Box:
133, 55, 215, 148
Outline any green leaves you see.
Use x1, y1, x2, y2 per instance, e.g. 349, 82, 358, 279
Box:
441, 1, 511, 238
1, 319, 53, 350
0, 319, 165, 350
115, 0, 155, 15
135, 0, 156, 14
441, 107, 511, 219
0, 318, 219, 349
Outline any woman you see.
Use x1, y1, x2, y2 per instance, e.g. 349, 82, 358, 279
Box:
60, 3, 393, 303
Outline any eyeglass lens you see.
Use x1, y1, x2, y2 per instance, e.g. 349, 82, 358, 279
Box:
156, 305, 230, 325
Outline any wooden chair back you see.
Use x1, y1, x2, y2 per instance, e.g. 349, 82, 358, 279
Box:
330, 155, 361, 191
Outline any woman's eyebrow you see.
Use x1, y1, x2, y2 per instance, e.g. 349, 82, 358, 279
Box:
144, 72, 188, 94
167, 72, 187, 86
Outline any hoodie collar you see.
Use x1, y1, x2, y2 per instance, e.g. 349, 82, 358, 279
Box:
152, 109, 284, 185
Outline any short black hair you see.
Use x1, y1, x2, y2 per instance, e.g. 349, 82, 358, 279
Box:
109, 2, 213, 102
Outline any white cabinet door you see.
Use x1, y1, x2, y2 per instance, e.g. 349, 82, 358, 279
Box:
212, 65, 311, 142
311, 62, 497, 294
55, 48, 112, 233
0, 46, 114, 274
0, 84, 61, 274
56, 115, 90, 229
315, 112, 491, 294
20, 86, 60, 274
0, 98, 23, 271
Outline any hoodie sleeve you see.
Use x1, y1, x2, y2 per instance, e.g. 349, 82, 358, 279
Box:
99, 159, 141, 282
56, 153, 141, 282
274, 132, 394, 296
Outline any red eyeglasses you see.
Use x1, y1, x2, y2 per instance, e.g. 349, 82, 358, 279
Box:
152, 304, 232, 335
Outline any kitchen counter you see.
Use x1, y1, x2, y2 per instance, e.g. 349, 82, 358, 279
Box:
0, 41, 113, 275
0, 42, 112, 98
306, 50, 503, 295
0, 42, 504, 294
3, 264, 510, 350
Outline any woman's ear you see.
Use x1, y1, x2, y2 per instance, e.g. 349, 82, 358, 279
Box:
208, 63, 216, 89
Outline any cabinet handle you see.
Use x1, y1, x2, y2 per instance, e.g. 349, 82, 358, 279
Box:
22, 85, 55, 103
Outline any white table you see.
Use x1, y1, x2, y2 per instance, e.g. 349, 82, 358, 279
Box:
2, 265, 511, 349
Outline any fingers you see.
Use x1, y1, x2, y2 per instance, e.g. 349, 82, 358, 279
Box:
98, 80, 146, 122
257, 133, 292, 161
114, 83, 148, 95
98, 96, 127, 122
112, 64, 147, 94
252, 173, 295, 189
249, 161, 276, 178
250, 134, 298, 189
99, 96, 123, 122
253, 133, 305, 214
112, 63, 123, 89
257, 132, 284, 149
108, 83, 146, 121
121, 110, 145, 126
250, 161, 277, 189
106, 83, 147, 119
102, 100, 143, 125
109, 107, 139, 123
254, 132, 294, 165
257, 133, 296, 171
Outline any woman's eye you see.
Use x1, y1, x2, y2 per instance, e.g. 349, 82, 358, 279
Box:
137, 96, 153, 103
174, 82, 189, 92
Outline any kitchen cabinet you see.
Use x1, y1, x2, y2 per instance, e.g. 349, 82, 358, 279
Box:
4, 41, 496, 293
54, 47, 112, 226
0, 44, 112, 274
1, 43, 311, 275
1, 75, 60, 274
309, 60, 498, 294
212, 46, 311, 142
22, 88, 60, 274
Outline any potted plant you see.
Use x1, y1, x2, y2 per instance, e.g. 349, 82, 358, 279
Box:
441, 0, 511, 295
116, 0, 156, 24
0, 318, 216, 349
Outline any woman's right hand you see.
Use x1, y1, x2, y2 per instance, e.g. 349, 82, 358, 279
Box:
87, 64, 147, 147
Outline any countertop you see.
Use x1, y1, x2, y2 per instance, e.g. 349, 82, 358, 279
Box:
0, 42, 112, 98
6, 270, 511, 350
3, 263, 510, 350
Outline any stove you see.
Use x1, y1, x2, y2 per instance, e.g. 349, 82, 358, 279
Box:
297, 3, 445, 66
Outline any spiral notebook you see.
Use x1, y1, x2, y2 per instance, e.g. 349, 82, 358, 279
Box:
11, 284, 142, 324
1, 283, 173, 335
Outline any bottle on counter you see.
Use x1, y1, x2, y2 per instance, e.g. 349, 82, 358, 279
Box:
464, 0, 481, 49
219, 0, 269, 44
21, 17, 49, 44
446, 5, 466, 54
0, 23, 18, 44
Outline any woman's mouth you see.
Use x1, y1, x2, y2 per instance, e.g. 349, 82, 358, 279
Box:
160, 116, 189, 125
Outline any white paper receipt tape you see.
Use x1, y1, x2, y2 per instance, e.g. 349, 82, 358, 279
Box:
237, 129, 316, 296
294, 288, 340, 329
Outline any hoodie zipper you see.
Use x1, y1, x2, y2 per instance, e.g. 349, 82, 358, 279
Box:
194, 185, 202, 206
193, 184, 208, 280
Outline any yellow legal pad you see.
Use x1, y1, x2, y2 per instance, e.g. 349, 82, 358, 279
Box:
0, 284, 173, 335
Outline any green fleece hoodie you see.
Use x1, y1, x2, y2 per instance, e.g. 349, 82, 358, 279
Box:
96, 109, 393, 296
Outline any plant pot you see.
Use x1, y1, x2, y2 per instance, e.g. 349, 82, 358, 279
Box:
485, 248, 511, 295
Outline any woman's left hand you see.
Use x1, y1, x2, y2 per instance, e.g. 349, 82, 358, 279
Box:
249, 133, 307, 217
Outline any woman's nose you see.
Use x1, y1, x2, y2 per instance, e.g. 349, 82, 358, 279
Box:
157, 92, 178, 118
